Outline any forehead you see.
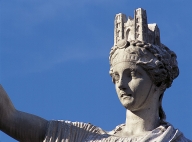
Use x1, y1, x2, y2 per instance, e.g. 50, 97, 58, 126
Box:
113, 61, 139, 72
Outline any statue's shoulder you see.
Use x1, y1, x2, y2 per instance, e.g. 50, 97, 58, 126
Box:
155, 121, 191, 142
43, 120, 107, 142
107, 123, 125, 135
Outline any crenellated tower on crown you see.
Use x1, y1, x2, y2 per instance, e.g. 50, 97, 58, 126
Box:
114, 8, 161, 46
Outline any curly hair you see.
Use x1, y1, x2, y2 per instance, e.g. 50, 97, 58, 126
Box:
109, 40, 179, 120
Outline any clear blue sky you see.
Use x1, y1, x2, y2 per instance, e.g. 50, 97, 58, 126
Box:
0, 0, 192, 141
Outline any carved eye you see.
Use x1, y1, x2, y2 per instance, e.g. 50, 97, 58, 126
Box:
112, 73, 120, 82
131, 70, 141, 78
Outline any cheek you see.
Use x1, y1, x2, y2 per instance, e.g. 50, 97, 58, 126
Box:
129, 79, 143, 92
115, 84, 120, 95
132, 79, 153, 98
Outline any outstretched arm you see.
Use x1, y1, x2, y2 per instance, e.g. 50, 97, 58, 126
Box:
0, 85, 48, 142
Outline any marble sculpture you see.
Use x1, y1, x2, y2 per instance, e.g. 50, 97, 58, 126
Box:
0, 8, 191, 142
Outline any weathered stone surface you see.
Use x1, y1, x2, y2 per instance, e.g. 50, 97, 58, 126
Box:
0, 8, 191, 142
43, 8, 190, 142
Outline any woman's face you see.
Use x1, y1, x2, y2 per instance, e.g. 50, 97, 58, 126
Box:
112, 61, 155, 111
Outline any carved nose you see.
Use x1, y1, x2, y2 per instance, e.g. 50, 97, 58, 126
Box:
118, 79, 126, 90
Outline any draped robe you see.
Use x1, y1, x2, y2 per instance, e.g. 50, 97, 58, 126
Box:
43, 120, 191, 142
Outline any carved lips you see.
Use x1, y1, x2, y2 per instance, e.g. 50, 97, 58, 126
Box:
120, 91, 132, 99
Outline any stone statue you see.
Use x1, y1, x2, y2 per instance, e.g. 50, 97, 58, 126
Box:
0, 8, 191, 142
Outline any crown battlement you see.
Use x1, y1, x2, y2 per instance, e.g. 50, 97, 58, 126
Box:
114, 8, 161, 46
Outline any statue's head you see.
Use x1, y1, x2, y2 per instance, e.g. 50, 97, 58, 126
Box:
109, 8, 179, 120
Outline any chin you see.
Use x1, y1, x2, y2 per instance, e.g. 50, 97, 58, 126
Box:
121, 99, 134, 109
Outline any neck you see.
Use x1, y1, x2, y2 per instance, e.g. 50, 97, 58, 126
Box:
114, 85, 162, 137
123, 106, 160, 137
